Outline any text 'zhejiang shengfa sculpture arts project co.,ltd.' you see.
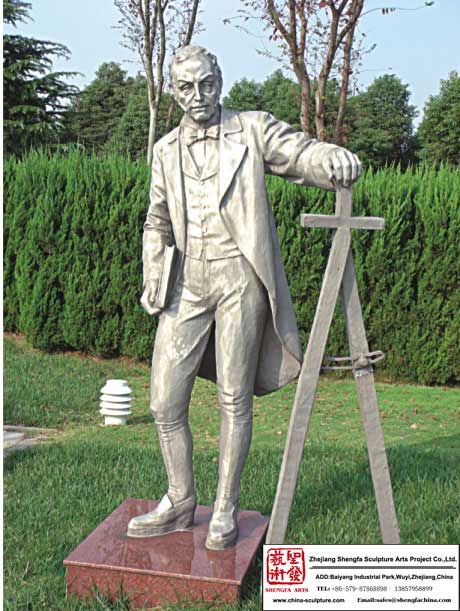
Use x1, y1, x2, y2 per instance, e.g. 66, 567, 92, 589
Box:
127, 46, 361, 551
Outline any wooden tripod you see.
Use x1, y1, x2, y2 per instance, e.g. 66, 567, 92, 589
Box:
266, 186, 400, 546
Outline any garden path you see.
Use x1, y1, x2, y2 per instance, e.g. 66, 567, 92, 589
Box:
3, 426, 53, 457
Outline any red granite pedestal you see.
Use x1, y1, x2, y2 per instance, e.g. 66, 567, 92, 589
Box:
64, 498, 268, 609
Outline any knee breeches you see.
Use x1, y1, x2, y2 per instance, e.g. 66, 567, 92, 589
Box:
150, 254, 268, 424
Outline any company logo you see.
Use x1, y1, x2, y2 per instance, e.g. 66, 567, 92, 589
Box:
266, 547, 306, 585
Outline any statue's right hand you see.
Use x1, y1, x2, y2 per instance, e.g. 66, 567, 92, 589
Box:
140, 283, 162, 316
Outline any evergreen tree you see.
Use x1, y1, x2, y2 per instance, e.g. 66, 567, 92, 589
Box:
105, 74, 181, 159
417, 71, 460, 166
347, 74, 417, 168
223, 78, 263, 112
67, 62, 128, 152
3, 0, 79, 155
105, 74, 150, 158
224, 71, 301, 127
224, 70, 345, 140
259, 70, 302, 129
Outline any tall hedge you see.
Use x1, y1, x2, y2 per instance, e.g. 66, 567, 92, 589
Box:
4, 151, 459, 384
271, 165, 460, 385
4, 151, 157, 360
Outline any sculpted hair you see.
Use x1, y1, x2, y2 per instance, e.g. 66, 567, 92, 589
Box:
170, 45, 223, 90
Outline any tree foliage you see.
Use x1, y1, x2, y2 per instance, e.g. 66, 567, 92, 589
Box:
114, 0, 202, 163
230, 1, 432, 144
259, 70, 303, 128
107, 75, 181, 159
106, 73, 151, 158
66, 62, 129, 152
224, 70, 301, 127
234, 0, 366, 141
417, 71, 460, 166
347, 74, 417, 168
223, 78, 264, 113
3, 0, 79, 155
225, 70, 346, 135
225, 71, 418, 168
66, 64, 182, 158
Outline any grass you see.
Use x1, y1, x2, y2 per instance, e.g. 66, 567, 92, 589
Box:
3, 334, 460, 610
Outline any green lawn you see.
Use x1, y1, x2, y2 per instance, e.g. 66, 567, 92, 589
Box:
3, 334, 460, 610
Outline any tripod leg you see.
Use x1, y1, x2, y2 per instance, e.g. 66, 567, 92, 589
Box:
341, 250, 400, 544
266, 227, 352, 545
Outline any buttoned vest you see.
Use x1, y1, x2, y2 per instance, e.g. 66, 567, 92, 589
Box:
180, 136, 241, 261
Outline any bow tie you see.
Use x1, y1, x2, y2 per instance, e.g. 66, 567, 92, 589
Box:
183, 125, 220, 145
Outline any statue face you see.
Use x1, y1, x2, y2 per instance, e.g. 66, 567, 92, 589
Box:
172, 56, 221, 124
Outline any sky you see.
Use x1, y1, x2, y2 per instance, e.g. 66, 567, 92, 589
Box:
5, 0, 460, 122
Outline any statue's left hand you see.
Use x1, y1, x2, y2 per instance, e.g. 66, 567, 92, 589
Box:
322, 147, 361, 189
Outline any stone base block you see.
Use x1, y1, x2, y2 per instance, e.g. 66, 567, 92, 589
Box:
64, 498, 268, 609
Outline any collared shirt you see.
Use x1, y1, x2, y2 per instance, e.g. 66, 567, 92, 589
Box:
181, 111, 220, 174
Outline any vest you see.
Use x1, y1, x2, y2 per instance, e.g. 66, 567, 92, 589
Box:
180, 135, 241, 261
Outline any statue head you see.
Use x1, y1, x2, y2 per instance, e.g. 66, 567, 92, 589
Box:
170, 46, 223, 124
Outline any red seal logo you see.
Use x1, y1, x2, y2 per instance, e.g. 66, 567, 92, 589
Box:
266, 547, 306, 584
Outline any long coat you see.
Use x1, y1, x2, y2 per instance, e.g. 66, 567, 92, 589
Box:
142, 108, 337, 396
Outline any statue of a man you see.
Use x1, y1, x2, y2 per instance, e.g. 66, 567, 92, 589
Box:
127, 46, 360, 550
